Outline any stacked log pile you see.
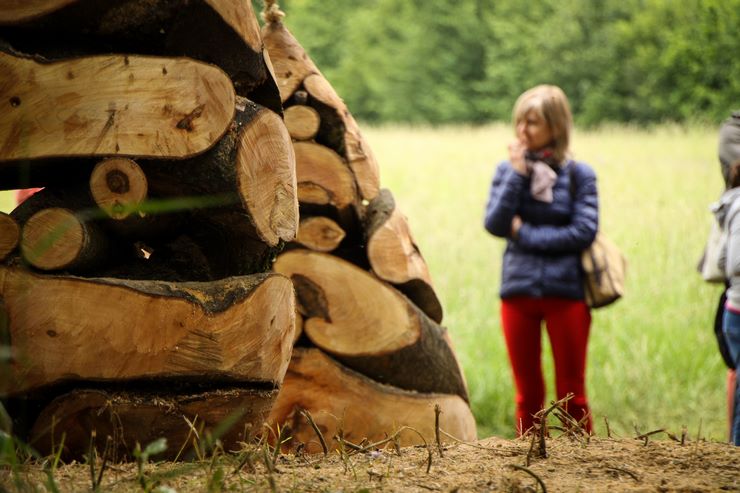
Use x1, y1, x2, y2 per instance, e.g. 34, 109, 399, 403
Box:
261, 6, 477, 453
0, 0, 298, 460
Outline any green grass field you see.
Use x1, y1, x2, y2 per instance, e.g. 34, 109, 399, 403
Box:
361, 124, 727, 441
0, 124, 729, 442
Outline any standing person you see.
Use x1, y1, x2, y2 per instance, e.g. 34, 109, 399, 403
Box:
717, 159, 740, 446
717, 111, 740, 442
483, 85, 598, 435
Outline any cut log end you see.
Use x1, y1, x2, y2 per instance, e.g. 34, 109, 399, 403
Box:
295, 216, 346, 252
0, 212, 20, 261
20, 207, 86, 271
89, 158, 148, 220
284, 105, 321, 141
236, 106, 298, 246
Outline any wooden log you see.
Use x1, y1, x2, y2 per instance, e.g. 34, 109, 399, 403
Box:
30, 387, 279, 461
301, 76, 381, 203
0, 212, 20, 261
260, 20, 319, 103
143, 97, 298, 248
0, 0, 280, 112
284, 105, 320, 141
365, 189, 443, 323
0, 0, 77, 24
293, 141, 357, 220
266, 348, 477, 454
0, 50, 236, 164
295, 216, 345, 252
273, 250, 468, 401
0, 266, 295, 396
20, 207, 109, 272
89, 158, 147, 220
294, 308, 303, 344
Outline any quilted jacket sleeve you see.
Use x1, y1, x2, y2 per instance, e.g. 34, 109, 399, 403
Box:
483, 162, 529, 238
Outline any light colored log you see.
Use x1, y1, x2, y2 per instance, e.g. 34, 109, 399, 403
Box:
0, 213, 20, 261
366, 189, 443, 323
273, 250, 468, 400
295, 216, 345, 252
293, 141, 357, 213
0, 266, 295, 395
235, 100, 298, 245
261, 20, 319, 102
284, 105, 321, 141
0, 0, 77, 24
31, 387, 279, 461
20, 207, 108, 272
266, 348, 477, 454
294, 308, 304, 343
0, 51, 235, 161
89, 158, 148, 220
303, 74, 380, 201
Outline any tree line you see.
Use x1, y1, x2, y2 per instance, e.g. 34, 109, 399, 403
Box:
260, 0, 740, 126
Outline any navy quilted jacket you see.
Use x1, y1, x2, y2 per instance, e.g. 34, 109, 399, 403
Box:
483, 160, 599, 300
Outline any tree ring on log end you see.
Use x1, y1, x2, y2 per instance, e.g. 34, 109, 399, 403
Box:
21, 208, 84, 270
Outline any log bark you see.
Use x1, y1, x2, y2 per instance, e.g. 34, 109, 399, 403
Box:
266, 348, 477, 454
20, 207, 109, 272
0, 266, 295, 396
273, 250, 468, 401
365, 189, 443, 323
0, 50, 235, 163
143, 97, 298, 248
0, 212, 20, 261
30, 387, 279, 461
0, 0, 280, 112
295, 216, 345, 252
293, 141, 357, 222
89, 158, 148, 220
284, 104, 320, 141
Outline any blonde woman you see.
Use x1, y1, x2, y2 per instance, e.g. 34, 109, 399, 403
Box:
484, 85, 598, 435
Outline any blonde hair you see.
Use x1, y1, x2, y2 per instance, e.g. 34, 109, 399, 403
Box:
512, 85, 573, 163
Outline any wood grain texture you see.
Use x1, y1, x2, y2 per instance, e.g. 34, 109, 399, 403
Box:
0, 267, 295, 395
260, 20, 319, 103
293, 141, 357, 212
266, 348, 477, 454
295, 216, 345, 252
365, 189, 443, 323
273, 250, 468, 400
0, 51, 235, 161
89, 158, 148, 220
0, 212, 20, 261
0, 0, 77, 24
284, 104, 320, 141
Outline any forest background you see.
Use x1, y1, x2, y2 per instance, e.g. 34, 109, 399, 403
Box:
257, 0, 739, 126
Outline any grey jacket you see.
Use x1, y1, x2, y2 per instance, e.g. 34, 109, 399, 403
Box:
716, 188, 740, 308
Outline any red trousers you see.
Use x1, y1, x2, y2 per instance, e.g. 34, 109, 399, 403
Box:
501, 297, 592, 435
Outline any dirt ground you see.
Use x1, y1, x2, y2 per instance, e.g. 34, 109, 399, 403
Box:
3, 434, 739, 492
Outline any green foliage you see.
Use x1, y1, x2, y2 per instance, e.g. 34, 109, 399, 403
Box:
274, 0, 740, 126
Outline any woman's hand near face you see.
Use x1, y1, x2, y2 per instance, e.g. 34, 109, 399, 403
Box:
510, 215, 523, 239
508, 139, 528, 176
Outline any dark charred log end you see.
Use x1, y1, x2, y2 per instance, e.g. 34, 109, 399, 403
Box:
106, 169, 130, 194
290, 273, 331, 322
